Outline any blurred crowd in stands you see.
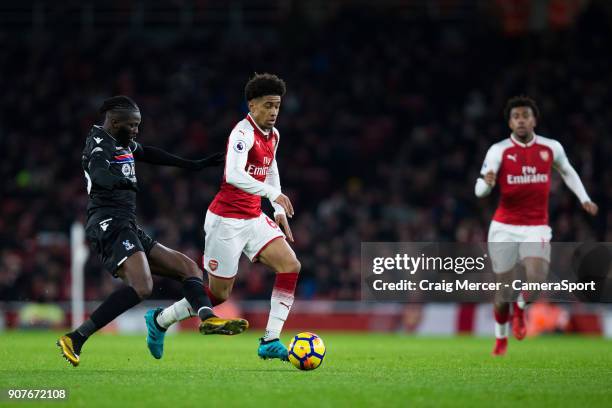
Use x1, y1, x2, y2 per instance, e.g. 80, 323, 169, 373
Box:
1, 1, 610, 303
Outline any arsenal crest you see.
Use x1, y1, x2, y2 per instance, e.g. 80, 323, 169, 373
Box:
208, 259, 219, 271
540, 150, 549, 161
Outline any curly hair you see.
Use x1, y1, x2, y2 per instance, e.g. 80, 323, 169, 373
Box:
244, 73, 286, 101
504, 95, 540, 121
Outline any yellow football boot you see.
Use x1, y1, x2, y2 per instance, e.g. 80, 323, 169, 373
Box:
57, 335, 80, 367
199, 317, 249, 335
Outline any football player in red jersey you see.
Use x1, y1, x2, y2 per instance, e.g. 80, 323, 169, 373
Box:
475, 96, 598, 356
146, 74, 300, 361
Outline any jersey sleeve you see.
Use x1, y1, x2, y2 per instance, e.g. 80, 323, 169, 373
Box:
552, 140, 591, 203
224, 127, 281, 200
87, 138, 124, 190
479, 144, 503, 176
87, 137, 113, 170
475, 144, 502, 197
551, 140, 569, 168
265, 131, 285, 215
131, 142, 198, 169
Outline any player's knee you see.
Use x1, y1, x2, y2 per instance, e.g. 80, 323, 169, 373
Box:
132, 277, 153, 299
526, 265, 547, 281
496, 287, 513, 302
494, 302, 509, 313
293, 258, 301, 273
180, 257, 203, 280
280, 257, 300, 274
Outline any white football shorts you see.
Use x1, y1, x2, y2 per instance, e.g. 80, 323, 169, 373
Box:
202, 210, 285, 279
487, 220, 552, 273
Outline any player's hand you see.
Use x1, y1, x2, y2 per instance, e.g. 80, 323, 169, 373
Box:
274, 193, 294, 218
275, 213, 294, 243
194, 152, 225, 170
484, 171, 496, 187
582, 201, 598, 216
116, 178, 139, 192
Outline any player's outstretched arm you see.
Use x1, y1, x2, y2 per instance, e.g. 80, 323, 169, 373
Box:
555, 161, 598, 215
132, 143, 224, 170
553, 142, 598, 216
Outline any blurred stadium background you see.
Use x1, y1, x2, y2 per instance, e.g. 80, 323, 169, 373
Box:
1, 0, 611, 337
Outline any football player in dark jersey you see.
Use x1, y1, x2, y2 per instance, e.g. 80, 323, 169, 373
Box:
57, 96, 248, 367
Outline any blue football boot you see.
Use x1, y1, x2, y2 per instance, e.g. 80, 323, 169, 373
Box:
144, 308, 166, 359
258, 338, 289, 361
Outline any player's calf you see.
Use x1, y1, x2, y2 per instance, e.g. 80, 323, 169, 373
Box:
492, 302, 510, 357
148, 245, 217, 320
258, 240, 301, 346
57, 284, 144, 367
512, 296, 527, 341
262, 271, 299, 342
207, 274, 234, 306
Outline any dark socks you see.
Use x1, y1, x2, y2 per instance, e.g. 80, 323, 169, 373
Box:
90, 285, 142, 329
67, 331, 87, 355
182, 277, 215, 320
68, 286, 142, 354
76, 319, 97, 338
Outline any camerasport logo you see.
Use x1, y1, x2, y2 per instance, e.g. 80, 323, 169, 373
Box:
208, 259, 219, 271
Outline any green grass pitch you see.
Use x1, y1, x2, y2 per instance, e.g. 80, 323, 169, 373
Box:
1, 331, 611, 407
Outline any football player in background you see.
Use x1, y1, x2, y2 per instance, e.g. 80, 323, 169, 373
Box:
475, 96, 598, 356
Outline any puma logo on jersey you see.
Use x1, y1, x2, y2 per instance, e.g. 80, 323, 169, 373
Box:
507, 154, 517, 162
123, 240, 135, 251
99, 218, 112, 231
94, 137, 103, 144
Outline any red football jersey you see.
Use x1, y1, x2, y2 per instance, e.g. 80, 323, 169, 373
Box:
209, 114, 281, 219
480, 135, 568, 226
